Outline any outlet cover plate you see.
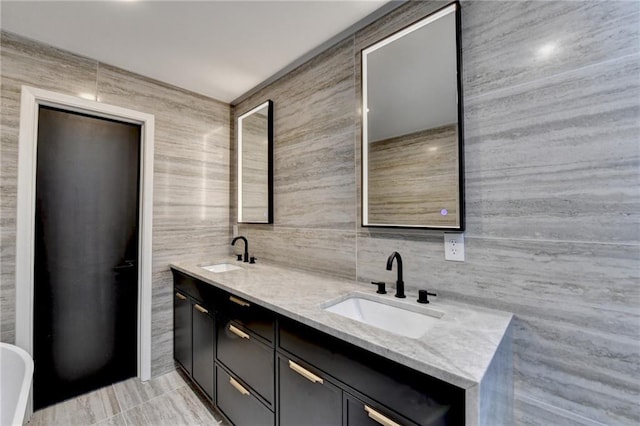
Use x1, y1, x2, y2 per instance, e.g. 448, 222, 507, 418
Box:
444, 233, 464, 261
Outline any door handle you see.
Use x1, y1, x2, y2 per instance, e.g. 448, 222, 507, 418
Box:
114, 260, 136, 271
288, 360, 323, 384
175, 292, 187, 301
228, 324, 250, 339
229, 377, 249, 396
364, 405, 401, 426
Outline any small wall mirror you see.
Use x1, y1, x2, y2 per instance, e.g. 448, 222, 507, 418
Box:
238, 100, 273, 223
362, 2, 463, 230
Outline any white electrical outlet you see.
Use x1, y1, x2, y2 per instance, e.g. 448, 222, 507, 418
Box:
232, 225, 238, 237
444, 233, 465, 261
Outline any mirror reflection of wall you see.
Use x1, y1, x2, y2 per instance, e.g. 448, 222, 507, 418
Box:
368, 124, 459, 227
362, 2, 463, 229
238, 100, 273, 223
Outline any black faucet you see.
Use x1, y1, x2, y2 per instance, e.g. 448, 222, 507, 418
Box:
231, 236, 249, 263
386, 251, 405, 298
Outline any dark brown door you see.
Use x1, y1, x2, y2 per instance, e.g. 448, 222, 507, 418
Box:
33, 106, 141, 409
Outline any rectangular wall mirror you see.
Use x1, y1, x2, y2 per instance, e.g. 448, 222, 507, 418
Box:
237, 100, 273, 223
362, 2, 464, 230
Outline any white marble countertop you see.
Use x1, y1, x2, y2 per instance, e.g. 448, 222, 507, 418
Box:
170, 259, 513, 390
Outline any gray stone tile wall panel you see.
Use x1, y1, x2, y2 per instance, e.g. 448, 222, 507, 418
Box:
234, 1, 640, 423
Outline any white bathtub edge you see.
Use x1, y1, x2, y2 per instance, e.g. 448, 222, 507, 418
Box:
0, 343, 34, 426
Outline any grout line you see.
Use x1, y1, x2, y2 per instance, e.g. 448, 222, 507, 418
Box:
465, 52, 639, 102
118, 384, 191, 426
244, 223, 639, 247
111, 383, 124, 416
91, 412, 124, 426
460, 234, 640, 247
142, 384, 189, 405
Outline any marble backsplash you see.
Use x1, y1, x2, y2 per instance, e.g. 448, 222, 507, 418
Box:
235, 1, 640, 424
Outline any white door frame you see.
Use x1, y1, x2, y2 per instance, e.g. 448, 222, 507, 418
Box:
15, 86, 154, 409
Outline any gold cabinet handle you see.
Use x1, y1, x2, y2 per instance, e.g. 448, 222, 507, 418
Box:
229, 377, 249, 396
364, 406, 401, 426
229, 324, 250, 339
175, 292, 187, 300
194, 304, 208, 314
288, 360, 323, 384
229, 295, 250, 307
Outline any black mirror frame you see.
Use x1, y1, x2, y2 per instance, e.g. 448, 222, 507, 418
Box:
360, 1, 464, 231
237, 99, 274, 224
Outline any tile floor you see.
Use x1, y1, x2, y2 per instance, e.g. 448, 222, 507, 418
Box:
27, 369, 228, 425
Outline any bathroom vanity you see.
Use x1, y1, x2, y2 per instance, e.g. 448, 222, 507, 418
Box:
170, 261, 512, 426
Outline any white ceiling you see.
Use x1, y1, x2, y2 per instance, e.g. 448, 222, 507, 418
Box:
1, 0, 390, 103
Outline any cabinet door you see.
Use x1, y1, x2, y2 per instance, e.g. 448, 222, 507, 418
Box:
192, 303, 214, 400
278, 356, 342, 426
173, 291, 192, 374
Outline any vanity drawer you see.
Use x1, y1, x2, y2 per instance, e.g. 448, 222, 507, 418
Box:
279, 320, 463, 426
216, 365, 274, 426
345, 392, 420, 426
172, 269, 200, 299
218, 292, 275, 343
216, 318, 274, 405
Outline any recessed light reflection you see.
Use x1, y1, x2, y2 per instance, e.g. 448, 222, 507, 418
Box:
428, 146, 438, 152
537, 42, 558, 59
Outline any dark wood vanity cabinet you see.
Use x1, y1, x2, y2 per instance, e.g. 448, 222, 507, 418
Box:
172, 270, 218, 402
172, 268, 464, 426
172, 287, 215, 400
279, 319, 461, 425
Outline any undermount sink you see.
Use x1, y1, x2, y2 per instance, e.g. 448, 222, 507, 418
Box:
322, 293, 444, 339
201, 263, 243, 273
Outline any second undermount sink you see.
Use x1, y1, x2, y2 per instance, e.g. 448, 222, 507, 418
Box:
201, 263, 243, 273
322, 293, 444, 339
